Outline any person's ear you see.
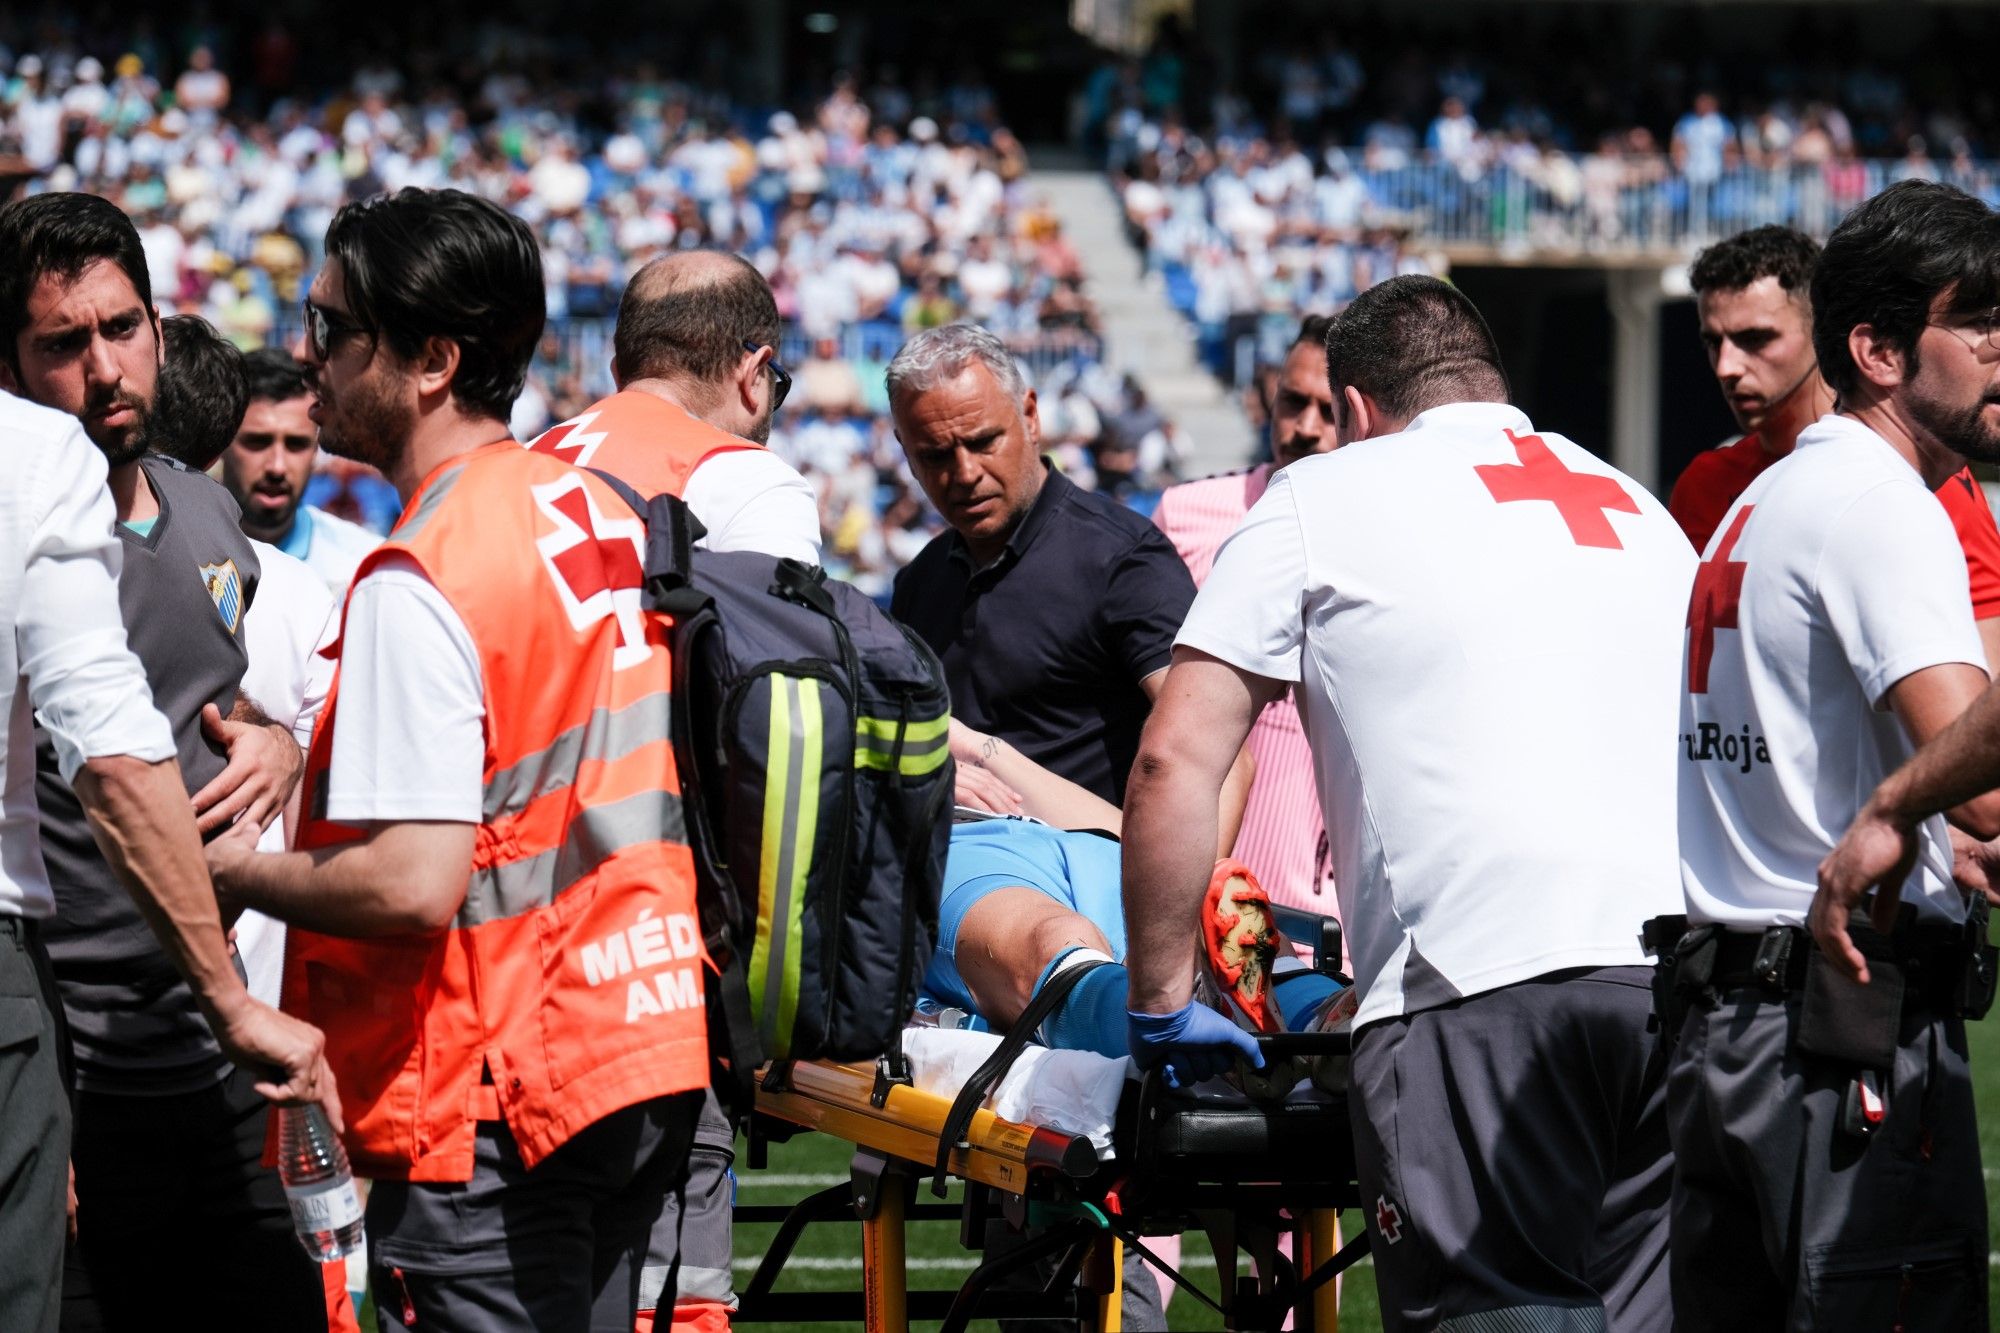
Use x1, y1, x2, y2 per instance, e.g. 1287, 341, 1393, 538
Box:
414, 336, 462, 401
1019, 387, 1040, 449
1847, 323, 1906, 391
1341, 384, 1374, 441
0, 356, 18, 394
736, 347, 765, 415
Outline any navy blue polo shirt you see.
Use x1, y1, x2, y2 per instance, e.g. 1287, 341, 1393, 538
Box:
892, 464, 1196, 804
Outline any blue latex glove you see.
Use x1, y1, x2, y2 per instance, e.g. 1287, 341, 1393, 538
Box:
1127, 1002, 1266, 1090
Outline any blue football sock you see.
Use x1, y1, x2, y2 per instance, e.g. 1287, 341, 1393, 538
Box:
1034, 950, 1132, 1060
1274, 970, 1344, 1031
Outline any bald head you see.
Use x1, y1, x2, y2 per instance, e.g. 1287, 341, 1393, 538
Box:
613, 250, 781, 394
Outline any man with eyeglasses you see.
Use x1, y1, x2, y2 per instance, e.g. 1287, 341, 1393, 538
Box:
1665, 181, 2000, 1328
525, 249, 821, 565
1669, 225, 2000, 673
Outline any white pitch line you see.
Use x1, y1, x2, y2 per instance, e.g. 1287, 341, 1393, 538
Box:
734, 1172, 850, 1189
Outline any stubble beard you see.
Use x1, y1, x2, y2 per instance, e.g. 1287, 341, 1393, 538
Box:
316, 375, 416, 478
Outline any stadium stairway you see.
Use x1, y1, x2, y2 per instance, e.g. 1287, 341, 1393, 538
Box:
1037, 167, 1257, 479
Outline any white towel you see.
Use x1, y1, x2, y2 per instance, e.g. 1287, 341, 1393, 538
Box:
900, 1027, 1131, 1156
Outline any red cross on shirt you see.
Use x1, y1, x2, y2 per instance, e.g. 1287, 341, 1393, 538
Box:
547, 484, 644, 602
1686, 505, 1753, 694
1476, 429, 1641, 549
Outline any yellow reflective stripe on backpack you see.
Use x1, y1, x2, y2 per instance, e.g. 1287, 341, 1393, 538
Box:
854, 712, 950, 777
750, 675, 823, 1059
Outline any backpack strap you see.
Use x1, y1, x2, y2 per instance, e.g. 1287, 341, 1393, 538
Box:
930, 957, 1114, 1197
583, 467, 710, 615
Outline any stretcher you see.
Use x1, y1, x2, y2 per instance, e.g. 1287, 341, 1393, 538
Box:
733, 909, 1368, 1332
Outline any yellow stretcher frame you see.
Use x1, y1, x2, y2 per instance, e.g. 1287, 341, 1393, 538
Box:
739, 1058, 1356, 1333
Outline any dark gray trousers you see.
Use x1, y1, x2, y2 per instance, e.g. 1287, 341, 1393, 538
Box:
1666, 984, 1987, 1332
0, 918, 68, 1333
639, 1088, 736, 1319
1350, 966, 1672, 1333
369, 1091, 702, 1333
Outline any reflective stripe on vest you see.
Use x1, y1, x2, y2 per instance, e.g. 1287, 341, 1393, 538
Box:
465, 785, 688, 926
483, 693, 674, 821
392, 458, 471, 542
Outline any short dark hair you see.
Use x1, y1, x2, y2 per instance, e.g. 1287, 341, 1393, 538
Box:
242, 345, 311, 405
1323, 274, 1508, 420
0, 192, 154, 369
152, 315, 248, 471
1293, 313, 1334, 353
1812, 180, 2000, 399
1689, 226, 1820, 302
614, 251, 780, 386
322, 188, 543, 423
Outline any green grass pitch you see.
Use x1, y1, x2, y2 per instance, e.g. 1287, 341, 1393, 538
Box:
730, 1016, 2000, 1331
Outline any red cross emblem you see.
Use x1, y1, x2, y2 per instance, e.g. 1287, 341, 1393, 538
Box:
1476, 429, 1641, 550
532, 475, 651, 670
529, 410, 608, 468
1686, 505, 1753, 694
1374, 1194, 1403, 1245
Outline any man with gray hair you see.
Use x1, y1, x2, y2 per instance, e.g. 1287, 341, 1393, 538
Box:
889, 323, 1204, 810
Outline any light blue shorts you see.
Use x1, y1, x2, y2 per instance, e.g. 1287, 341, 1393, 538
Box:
919, 818, 1126, 1018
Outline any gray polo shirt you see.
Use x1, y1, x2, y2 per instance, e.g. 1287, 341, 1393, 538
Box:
38, 455, 260, 1095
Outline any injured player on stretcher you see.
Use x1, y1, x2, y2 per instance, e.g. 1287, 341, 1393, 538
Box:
925, 721, 1353, 1079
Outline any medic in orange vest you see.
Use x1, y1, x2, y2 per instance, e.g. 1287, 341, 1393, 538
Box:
527, 249, 821, 567
208, 188, 706, 1332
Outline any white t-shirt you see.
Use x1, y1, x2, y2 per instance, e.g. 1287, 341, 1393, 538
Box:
1179, 402, 1695, 1030
1679, 415, 1986, 929
323, 555, 484, 826
235, 541, 337, 1005
683, 448, 823, 565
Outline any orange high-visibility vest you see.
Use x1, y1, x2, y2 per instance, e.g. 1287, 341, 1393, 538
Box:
289, 441, 707, 1183
526, 389, 758, 499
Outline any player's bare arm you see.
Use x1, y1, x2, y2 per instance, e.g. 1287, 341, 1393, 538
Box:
207, 817, 476, 937
1140, 665, 1257, 858
1814, 662, 2000, 980
1122, 647, 1280, 1013
75, 751, 333, 1108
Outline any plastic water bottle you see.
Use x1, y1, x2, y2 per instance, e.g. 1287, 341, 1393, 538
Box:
277, 1103, 366, 1262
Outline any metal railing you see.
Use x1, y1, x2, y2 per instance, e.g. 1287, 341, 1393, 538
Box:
1343, 157, 1997, 256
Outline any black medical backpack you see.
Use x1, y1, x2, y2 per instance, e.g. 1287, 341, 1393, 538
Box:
589, 473, 953, 1119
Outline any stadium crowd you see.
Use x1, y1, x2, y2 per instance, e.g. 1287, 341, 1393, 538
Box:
0, 28, 1198, 593
1104, 18, 2000, 379
8, 14, 2000, 1333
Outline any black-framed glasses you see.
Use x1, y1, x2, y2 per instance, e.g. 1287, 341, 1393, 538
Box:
302, 297, 372, 361
745, 340, 791, 413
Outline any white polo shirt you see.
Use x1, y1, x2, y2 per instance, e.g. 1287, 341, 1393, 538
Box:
0, 392, 174, 919
1180, 402, 1695, 1030
1679, 415, 1986, 929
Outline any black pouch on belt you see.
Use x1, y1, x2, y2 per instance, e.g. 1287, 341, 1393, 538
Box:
1796, 915, 1903, 1072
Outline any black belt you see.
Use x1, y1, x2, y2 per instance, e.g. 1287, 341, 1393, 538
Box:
1707, 926, 1809, 994
0, 914, 39, 942
1706, 922, 1964, 1006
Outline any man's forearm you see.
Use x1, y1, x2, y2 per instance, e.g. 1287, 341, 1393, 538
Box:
214, 820, 476, 938
75, 755, 249, 1020
1876, 684, 2000, 826
1120, 750, 1222, 1013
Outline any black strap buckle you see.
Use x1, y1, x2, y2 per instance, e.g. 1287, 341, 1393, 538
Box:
1752, 927, 1795, 991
